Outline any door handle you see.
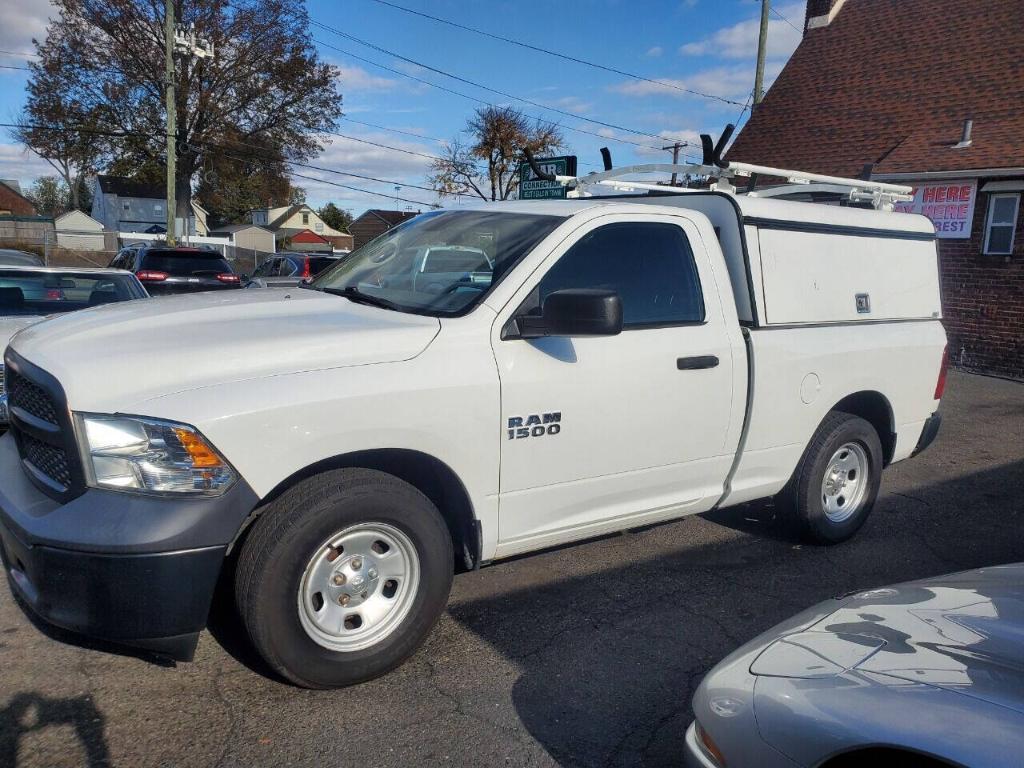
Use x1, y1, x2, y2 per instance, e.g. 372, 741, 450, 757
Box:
677, 355, 719, 370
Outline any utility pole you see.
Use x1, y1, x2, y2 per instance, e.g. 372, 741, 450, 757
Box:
164, 0, 176, 244
753, 0, 771, 106
163, 9, 214, 246
661, 142, 684, 186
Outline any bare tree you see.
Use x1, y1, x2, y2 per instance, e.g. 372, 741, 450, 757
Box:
430, 106, 564, 201
18, 0, 342, 224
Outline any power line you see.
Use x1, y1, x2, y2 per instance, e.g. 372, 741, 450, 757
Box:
363, 0, 745, 107
769, 6, 803, 33
311, 19, 697, 144
0, 49, 38, 59
341, 116, 447, 145
2, 122, 441, 203
313, 37, 670, 153
0, 65, 31, 72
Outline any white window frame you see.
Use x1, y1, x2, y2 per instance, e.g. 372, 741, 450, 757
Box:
983, 192, 1020, 255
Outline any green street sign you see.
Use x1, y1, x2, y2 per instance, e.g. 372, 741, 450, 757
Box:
518, 155, 577, 200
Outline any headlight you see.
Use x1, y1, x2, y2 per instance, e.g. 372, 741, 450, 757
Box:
77, 414, 236, 495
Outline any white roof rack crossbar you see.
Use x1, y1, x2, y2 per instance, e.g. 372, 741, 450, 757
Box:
522, 125, 914, 211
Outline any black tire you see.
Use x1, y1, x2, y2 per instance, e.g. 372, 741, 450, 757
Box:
235, 468, 453, 688
778, 411, 883, 544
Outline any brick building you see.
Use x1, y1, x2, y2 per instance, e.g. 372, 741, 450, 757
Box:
727, 0, 1024, 378
349, 209, 418, 250
0, 180, 39, 217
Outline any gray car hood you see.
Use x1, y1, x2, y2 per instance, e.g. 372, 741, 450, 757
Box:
754, 564, 1024, 714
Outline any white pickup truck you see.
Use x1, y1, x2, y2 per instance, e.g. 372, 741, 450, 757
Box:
0, 181, 946, 688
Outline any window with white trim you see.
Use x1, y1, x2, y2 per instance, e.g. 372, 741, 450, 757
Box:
983, 193, 1020, 255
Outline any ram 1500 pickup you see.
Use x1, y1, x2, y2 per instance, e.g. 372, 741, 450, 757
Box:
0, 190, 946, 687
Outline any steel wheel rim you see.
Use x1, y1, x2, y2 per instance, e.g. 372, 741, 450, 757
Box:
820, 442, 869, 523
298, 522, 420, 652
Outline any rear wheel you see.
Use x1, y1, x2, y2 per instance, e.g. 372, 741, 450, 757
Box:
778, 412, 883, 544
235, 468, 453, 688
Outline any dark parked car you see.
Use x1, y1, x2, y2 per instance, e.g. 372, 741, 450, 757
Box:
245, 253, 344, 289
0, 250, 44, 267
110, 245, 241, 295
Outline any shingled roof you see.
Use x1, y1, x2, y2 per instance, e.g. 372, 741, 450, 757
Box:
96, 175, 165, 199
727, 0, 1024, 179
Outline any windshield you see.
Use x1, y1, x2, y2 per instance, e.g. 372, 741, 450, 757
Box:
140, 251, 233, 276
312, 210, 563, 316
0, 271, 145, 316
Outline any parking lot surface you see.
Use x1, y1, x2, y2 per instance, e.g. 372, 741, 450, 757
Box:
1, 370, 1022, 768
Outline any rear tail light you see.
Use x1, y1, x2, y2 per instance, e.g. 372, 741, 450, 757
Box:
136, 270, 169, 282
216, 273, 241, 284
46, 288, 64, 299
934, 345, 949, 400
301, 258, 311, 279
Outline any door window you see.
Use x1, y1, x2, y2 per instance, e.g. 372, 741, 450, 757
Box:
525, 222, 705, 328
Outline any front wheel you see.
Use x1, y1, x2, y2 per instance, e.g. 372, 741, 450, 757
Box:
235, 469, 454, 688
778, 412, 883, 544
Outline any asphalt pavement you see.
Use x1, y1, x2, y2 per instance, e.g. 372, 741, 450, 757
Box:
1, 370, 1022, 768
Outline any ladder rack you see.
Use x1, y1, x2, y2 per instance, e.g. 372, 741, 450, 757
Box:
523, 124, 914, 212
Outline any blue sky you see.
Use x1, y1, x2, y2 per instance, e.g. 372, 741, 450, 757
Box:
0, 0, 805, 217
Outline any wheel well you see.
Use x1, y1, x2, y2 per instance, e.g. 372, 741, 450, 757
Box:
819, 747, 957, 768
258, 449, 480, 572
832, 390, 896, 465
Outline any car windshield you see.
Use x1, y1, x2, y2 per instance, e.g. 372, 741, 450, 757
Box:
312, 210, 563, 315
140, 250, 233, 276
0, 271, 144, 316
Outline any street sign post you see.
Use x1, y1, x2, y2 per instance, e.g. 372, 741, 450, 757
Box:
518, 155, 577, 200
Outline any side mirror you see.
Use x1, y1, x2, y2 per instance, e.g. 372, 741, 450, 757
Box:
517, 289, 623, 339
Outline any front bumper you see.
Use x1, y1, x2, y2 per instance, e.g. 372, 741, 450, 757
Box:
0, 432, 258, 660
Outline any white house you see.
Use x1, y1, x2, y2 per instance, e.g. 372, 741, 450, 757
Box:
250, 203, 353, 251
54, 209, 105, 251
91, 175, 209, 237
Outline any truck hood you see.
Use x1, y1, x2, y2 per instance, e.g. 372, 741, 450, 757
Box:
754, 564, 1024, 715
8, 288, 441, 409
0, 316, 44, 354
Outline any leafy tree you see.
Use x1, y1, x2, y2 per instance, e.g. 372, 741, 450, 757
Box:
430, 106, 564, 201
194, 130, 307, 223
13, 86, 106, 212
317, 202, 354, 232
26, 176, 70, 217
19, 0, 342, 229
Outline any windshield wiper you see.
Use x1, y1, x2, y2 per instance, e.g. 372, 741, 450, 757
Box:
322, 285, 401, 311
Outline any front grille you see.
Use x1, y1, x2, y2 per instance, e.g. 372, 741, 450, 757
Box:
7, 367, 59, 425
0, 364, 5, 394
5, 354, 82, 500
20, 432, 72, 490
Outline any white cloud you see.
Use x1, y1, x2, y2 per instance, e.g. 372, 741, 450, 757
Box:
0, 0, 53, 53
609, 60, 783, 103
645, 46, 663, 58
335, 65, 401, 92
547, 95, 594, 115
679, 1, 805, 59
292, 131, 437, 213
633, 128, 703, 157
0, 141, 57, 189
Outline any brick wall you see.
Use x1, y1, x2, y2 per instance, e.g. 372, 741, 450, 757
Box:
0, 184, 37, 216
939, 180, 1024, 379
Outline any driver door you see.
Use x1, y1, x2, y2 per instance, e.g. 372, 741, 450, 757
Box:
491, 214, 736, 555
